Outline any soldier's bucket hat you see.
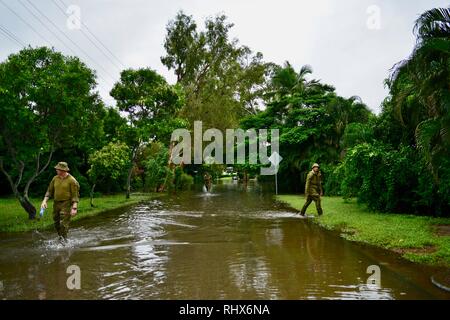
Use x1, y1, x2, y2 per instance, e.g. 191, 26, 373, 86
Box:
54, 162, 70, 172
312, 163, 320, 169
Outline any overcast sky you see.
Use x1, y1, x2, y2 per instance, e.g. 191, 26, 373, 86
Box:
0, 0, 447, 113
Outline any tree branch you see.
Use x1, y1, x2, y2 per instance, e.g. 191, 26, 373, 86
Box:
24, 147, 55, 198
37, 147, 54, 176
16, 161, 25, 190
0, 158, 18, 196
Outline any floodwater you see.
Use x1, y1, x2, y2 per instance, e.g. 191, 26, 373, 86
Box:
0, 180, 449, 300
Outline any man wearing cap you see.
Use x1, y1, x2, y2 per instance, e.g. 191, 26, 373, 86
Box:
299, 163, 323, 216
41, 162, 80, 241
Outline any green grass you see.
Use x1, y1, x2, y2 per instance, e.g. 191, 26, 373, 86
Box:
276, 195, 450, 267
0, 193, 161, 233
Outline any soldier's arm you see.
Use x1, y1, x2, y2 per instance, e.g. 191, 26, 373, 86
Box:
70, 179, 80, 209
305, 172, 312, 196
44, 177, 55, 199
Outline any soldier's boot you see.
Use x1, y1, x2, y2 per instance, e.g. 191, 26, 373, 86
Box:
59, 218, 70, 242
58, 235, 68, 245
313, 196, 323, 216
317, 203, 323, 216
58, 225, 68, 244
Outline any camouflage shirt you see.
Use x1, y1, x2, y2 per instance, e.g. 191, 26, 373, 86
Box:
45, 174, 80, 202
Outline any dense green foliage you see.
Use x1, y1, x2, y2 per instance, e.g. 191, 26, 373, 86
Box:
240, 62, 372, 192
329, 7, 450, 215
87, 141, 130, 205
110, 67, 186, 198
0, 47, 105, 218
241, 8, 450, 216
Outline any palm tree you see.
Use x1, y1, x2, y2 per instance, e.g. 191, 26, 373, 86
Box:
268, 62, 331, 99
389, 7, 450, 182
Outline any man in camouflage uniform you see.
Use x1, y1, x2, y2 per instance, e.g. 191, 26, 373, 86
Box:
41, 162, 80, 241
300, 163, 323, 216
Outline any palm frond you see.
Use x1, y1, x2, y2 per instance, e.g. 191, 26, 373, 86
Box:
414, 7, 450, 41
415, 118, 441, 154
298, 65, 313, 79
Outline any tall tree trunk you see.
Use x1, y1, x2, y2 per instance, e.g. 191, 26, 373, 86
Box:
0, 166, 37, 219
159, 141, 175, 193
126, 165, 133, 199
125, 144, 140, 199
18, 195, 36, 220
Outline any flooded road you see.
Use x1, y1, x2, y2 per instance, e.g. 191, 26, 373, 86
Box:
0, 180, 449, 299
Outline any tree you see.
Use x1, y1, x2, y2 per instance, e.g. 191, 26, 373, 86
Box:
161, 11, 270, 131
388, 7, 450, 183
161, 11, 198, 83
87, 142, 130, 206
110, 68, 185, 198
241, 62, 372, 192
0, 47, 105, 219
103, 107, 127, 144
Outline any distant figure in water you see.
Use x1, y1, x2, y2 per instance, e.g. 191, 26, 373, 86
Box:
203, 172, 212, 192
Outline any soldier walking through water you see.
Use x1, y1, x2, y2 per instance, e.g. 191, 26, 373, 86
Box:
300, 163, 323, 216
203, 172, 212, 192
40, 162, 80, 242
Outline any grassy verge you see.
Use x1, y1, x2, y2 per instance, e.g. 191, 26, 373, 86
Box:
276, 195, 450, 267
0, 193, 162, 233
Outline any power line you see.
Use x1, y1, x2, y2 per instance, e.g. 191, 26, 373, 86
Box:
0, 24, 26, 47
17, 0, 116, 86
17, 0, 77, 54
2, 1, 119, 105
0, 0, 51, 47
14, 0, 113, 88
50, 0, 123, 72
23, 0, 117, 83
57, 0, 126, 70
0, 27, 22, 47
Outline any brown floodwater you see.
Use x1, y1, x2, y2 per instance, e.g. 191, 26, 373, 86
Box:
0, 180, 449, 300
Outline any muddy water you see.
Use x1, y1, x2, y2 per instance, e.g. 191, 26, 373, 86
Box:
0, 180, 449, 300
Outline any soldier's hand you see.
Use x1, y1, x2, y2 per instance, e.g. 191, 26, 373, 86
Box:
320, 192, 323, 196
41, 201, 47, 209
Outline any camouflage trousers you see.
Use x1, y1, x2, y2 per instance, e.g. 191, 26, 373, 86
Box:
52, 200, 72, 239
300, 195, 323, 216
